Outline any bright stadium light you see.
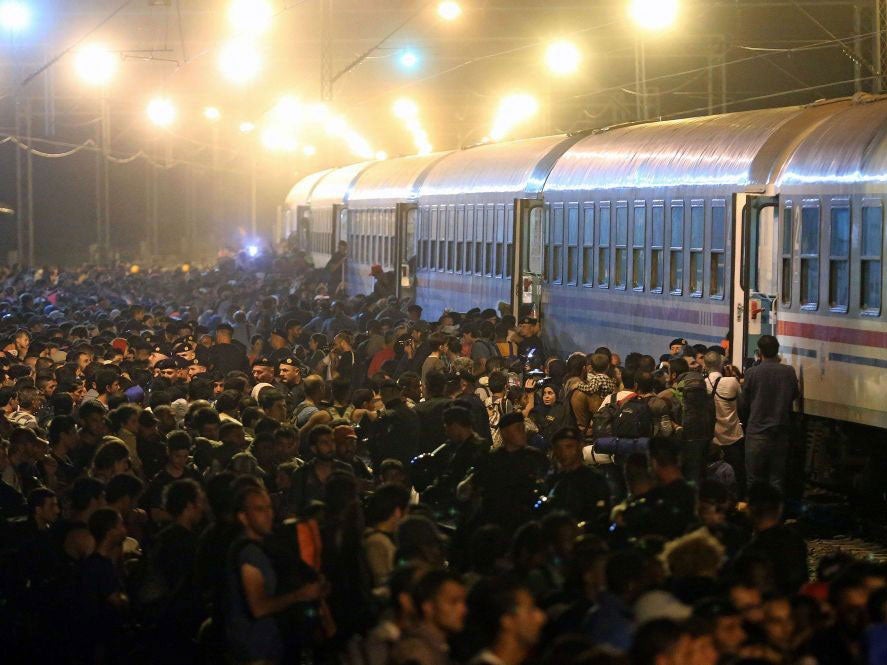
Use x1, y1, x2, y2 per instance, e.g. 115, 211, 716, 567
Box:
203, 106, 221, 121
437, 1, 462, 21
261, 124, 298, 152
75, 44, 118, 87
146, 97, 176, 127
489, 93, 539, 141
228, 0, 273, 35
546, 40, 581, 77
270, 95, 302, 124
302, 144, 317, 157
398, 49, 419, 70
628, 0, 679, 30
239, 121, 256, 133
0, 1, 31, 32
375, 150, 388, 161
219, 38, 262, 84
393, 98, 418, 119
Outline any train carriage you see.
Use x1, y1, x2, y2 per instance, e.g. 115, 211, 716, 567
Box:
285, 94, 887, 435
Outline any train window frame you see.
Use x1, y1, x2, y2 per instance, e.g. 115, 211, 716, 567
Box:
860, 202, 882, 316
437, 206, 447, 272
567, 204, 580, 286
474, 205, 485, 276
550, 204, 565, 285
505, 204, 514, 279
485, 204, 495, 277
464, 205, 474, 274
614, 202, 628, 290
828, 202, 851, 313
455, 205, 465, 274
669, 201, 684, 296
781, 203, 793, 307
429, 207, 439, 271
582, 205, 595, 287
709, 200, 726, 300
689, 201, 704, 298
632, 201, 646, 292
495, 205, 506, 279
445, 206, 455, 272
800, 201, 821, 310
597, 203, 611, 288
650, 202, 664, 294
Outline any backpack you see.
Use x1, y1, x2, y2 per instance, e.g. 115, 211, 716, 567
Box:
294, 401, 318, 427
485, 395, 513, 448
674, 372, 716, 442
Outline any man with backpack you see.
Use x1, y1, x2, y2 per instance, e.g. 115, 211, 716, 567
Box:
462, 323, 500, 375
703, 351, 744, 495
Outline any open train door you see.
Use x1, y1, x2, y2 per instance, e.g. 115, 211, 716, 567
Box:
512, 198, 546, 321
332, 204, 348, 290
732, 193, 779, 369
394, 203, 419, 301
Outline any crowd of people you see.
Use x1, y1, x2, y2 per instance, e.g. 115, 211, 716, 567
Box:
0, 244, 884, 665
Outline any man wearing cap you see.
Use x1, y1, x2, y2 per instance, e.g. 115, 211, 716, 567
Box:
333, 423, 373, 485
276, 355, 306, 411
458, 411, 548, 533
370, 380, 421, 468
208, 323, 250, 376
516, 317, 545, 360
251, 356, 276, 385
543, 427, 611, 530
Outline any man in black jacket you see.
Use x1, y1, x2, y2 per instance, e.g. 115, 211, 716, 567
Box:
414, 370, 452, 454
370, 380, 421, 468
543, 428, 610, 532
207, 323, 250, 376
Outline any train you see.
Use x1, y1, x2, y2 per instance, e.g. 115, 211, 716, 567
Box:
284, 94, 887, 449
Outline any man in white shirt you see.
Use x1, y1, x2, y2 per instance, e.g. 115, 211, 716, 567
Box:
703, 351, 744, 494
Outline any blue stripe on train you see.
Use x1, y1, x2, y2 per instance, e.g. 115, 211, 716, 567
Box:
828, 352, 887, 369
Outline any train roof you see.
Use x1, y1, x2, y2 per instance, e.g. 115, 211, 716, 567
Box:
309, 161, 374, 207
776, 95, 887, 187
415, 135, 583, 205
285, 168, 333, 208
347, 152, 451, 207
544, 106, 805, 193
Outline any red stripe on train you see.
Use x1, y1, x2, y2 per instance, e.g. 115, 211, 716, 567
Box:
776, 320, 887, 348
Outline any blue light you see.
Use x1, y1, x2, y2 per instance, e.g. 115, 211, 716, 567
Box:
399, 50, 419, 70
247, 244, 259, 258
0, 1, 31, 32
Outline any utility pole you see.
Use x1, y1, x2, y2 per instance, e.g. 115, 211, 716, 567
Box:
26, 97, 34, 266
320, 0, 333, 101
875, 0, 886, 93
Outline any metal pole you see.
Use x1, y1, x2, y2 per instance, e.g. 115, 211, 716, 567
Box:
875, 0, 883, 93
102, 95, 111, 257
26, 97, 34, 266
707, 51, 714, 115
855, 2, 864, 92
95, 101, 103, 263
15, 98, 24, 265
250, 148, 257, 237
639, 38, 648, 119
634, 36, 642, 120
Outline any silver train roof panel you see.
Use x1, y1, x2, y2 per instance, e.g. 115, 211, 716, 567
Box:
776, 96, 887, 187
285, 168, 333, 207
309, 161, 374, 207
347, 152, 452, 206
544, 107, 804, 193
417, 135, 580, 204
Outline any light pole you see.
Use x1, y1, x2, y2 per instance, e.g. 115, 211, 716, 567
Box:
627, 0, 679, 120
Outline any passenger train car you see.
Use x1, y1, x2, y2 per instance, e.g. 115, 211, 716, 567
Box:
285, 95, 887, 434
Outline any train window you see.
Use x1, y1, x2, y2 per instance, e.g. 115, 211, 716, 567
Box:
505, 205, 514, 279
495, 207, 506, 278
632, 203, 646, 291
445, 207, 454, 272
651, 204, 664, 293
597, 204, 611, 287
615, 204, 628, 289
582, 207, 595, 286
475, 207, 485, 275
484, 206, 496, 277
455, 206, 465, 273
465, 205, 474, 274
438, 208, 447, 271
567, 205, 579, 285
861, 205, 882, 314
800, 205, 820, 309
670, 203, 684, 295
781, 205, 793, 306
371, 210, 379, 265
689, 204, 704, 297
710, 203, 726, 299
829, 206, 850, 312
430, 207, 439, 270
550, 206, 565, 284
384, 212, 391, 268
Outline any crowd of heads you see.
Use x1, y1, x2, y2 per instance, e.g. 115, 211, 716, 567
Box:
0, 246, 883, 665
